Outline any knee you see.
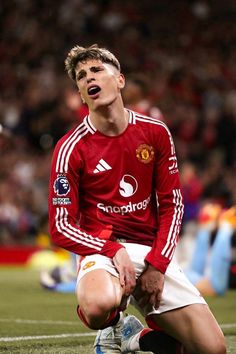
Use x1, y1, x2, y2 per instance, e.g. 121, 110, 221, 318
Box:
207, 345, 226, 354
196, 337, 226, 354
210, 340, 227, 354
85, 304, 110, 329
209, 333, 226, 354
78, 296, 117, 330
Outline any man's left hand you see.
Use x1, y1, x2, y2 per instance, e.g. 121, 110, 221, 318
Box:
133, 263, 164, 309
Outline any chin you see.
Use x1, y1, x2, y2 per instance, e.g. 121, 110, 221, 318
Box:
93, 99, 114, 110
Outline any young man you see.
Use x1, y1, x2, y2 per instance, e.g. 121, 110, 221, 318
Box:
49, 44, 226, 354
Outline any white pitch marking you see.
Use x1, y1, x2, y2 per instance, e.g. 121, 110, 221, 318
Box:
220, 323, 236, 329
0, 318, 77, 325
0, 318, 235, 343
0, 333, 96, 342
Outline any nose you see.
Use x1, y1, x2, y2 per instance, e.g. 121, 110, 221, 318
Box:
87, 76, 95, 84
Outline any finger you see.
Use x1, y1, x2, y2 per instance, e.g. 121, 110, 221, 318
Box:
124, 286, 132, 297
149, 292, 160, 309
153, 292, 162, 309
124, 275, 136, 296
119, 271, 125, 288
129, 273, 136, 290
125, 282, 135, 296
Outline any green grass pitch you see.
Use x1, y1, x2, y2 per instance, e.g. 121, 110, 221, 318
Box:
0, 267, 235, 353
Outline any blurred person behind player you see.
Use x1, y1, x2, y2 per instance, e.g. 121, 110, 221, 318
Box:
122, 73, 163, 120
185, 203, 236, 296
48, 44, 226, 354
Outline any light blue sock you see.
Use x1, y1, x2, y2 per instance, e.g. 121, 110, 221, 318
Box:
190, 227, 211, 275
209, 223, 233, 295
55, 280, 76, 293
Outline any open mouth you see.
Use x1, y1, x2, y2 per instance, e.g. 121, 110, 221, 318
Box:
87, 85, 101, 96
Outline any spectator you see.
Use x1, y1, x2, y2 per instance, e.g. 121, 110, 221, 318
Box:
185, 204, 236, 296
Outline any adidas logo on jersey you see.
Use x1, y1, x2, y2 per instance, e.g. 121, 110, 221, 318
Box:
93, 159, 112, 173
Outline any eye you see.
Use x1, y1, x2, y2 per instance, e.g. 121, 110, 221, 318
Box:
92, 67, 103, 73
76, 71, 85, 81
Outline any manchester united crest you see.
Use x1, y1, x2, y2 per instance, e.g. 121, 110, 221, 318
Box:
136, 144, 154, 163
82, 261, 96, 270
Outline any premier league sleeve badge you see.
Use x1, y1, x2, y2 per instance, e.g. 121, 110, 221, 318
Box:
53, 175, 70, 196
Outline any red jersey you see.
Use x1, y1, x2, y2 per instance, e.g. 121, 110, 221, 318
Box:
49, 110, 184, 273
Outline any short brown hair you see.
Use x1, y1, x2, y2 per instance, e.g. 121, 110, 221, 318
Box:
65, 44, 121, 81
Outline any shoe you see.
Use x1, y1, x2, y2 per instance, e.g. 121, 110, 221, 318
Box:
121, 315, 144, 353
40, 270, 57, 290
94, 313, 124, 353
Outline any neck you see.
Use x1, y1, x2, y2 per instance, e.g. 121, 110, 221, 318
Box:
89, 100, 128, 136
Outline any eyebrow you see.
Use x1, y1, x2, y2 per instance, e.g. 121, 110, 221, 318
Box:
76, 65, 104, 79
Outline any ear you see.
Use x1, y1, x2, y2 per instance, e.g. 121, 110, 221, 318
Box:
117, 73, 125, 90
78, 89, 86, 104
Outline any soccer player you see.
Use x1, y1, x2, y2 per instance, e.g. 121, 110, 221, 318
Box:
48, 44, 226, 354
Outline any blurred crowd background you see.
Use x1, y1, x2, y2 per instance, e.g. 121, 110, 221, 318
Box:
0, 0, 236, 246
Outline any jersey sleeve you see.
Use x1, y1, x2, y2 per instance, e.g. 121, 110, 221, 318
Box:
48, 138, 124, 258
145, 124, 184, 273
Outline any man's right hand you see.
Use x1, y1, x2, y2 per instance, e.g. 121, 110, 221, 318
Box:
113, 248, 136, 296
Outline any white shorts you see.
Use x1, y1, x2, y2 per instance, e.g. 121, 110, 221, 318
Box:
77, 243, 206, 316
